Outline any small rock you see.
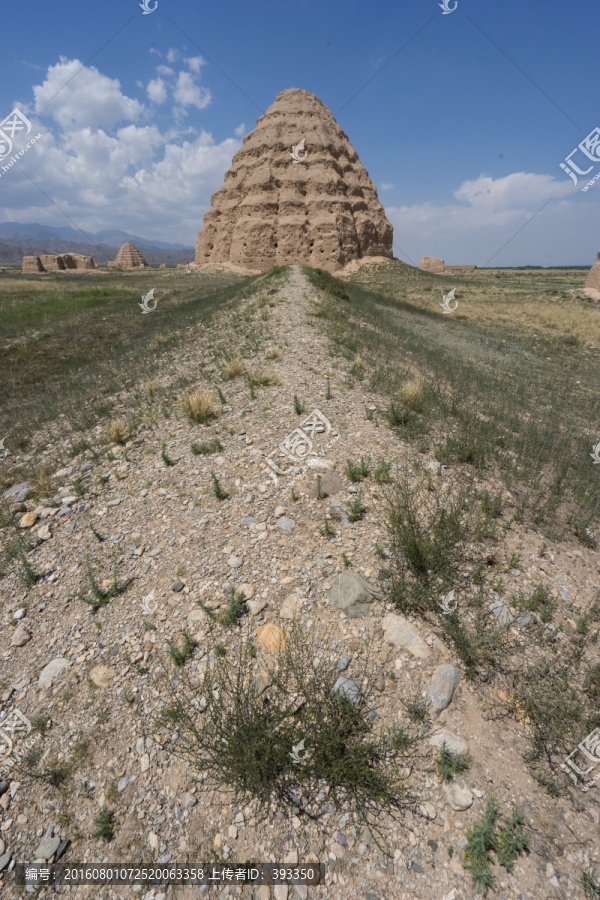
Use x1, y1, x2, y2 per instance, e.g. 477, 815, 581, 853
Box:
117, 776, 129, 793
19, 512, 38, 528
309, 468, 343, 498
256, 888, 270, 900
256, 624, 287, 652
429, 731, 468, 756
443, 777, 473, 811
241, 517, 256, 526
89, 665, 116, 688
140, 754, 150, 773
429, 665, 461, 713
489, 601, 514, 625
420, 802, 437, 820
148, 831, 159, 850
38, 658, 69, 687
237, 583, 254, 599
33, 835, 60, 860
279, 593, 304, 619
228, 556, 243, 568
273, 886, 288, 900
274, 506, 286, 517
228, 825, 238, 840
277, 516, 295, 532
337, 653, 352, 671
332, 676, 361, 705
171, 581, 184, 592
247, 599, 267, 617
13, 608, 26, 620
382, 614, 430, 659
36, 524, 52, 541
0, 849, 13, 871
11, 626, 31, 647
327, 572, 382, 618
3, 482, 29, 499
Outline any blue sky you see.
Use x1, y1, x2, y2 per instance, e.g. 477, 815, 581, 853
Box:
1, 0, 599, 265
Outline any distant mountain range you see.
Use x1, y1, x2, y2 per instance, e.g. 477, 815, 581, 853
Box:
0, 222, 195, 266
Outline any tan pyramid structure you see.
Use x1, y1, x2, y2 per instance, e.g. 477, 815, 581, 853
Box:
195, 88, 393, 272
108, 242, 148, 269
584, 251, 600, 297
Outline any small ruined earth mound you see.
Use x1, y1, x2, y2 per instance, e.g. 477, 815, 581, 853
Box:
195, 88, 394, 273
584, 250, 600, 298
22, 253, 96, 273
108, 241, 148, 269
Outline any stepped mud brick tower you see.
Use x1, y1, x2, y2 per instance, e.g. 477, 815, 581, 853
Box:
195, 88, 393, 272
22, 253, 96, 273
108, 241, 148, 269
584, 250, 600, 296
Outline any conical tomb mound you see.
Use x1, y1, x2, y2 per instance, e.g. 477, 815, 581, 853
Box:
108, 242, 148, 269
195, 88, 393, 272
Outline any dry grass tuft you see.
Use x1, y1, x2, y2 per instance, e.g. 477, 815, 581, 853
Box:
400, 377, 425, 412
145, 379, 159, 398
265, 346, 282, 360
32, 466, 53, 498
107, 418, 129, 445
225, 356, 245, 379
150, 333, 168, 350
182, 389, 218, 424
247, 367, 281, 387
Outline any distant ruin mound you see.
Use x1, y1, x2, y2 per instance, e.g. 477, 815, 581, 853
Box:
195, 88, 393, 273
22, 253, 96, 273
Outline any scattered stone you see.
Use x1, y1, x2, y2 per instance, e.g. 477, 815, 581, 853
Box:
3, 482, 29, 499
309, 468, 343, 498
420, 802, 437, 820
337, 653, 352, 671
247, 599, 267, 617
11, 626, 31, 647
241, 517, 256, 526
89, 665, 116, 688
0, 849, 13, 871
443, 777, 473, 811
489, 601, 514, 625
382, 614, 430, 659
276, 516, 295, 532
327, 573, 382, 617
428, 665, 461, 713
279, 593, 304, 619
274, 506, 286, 517
256, 624, 287, 652
171, 581, 185, 592
228, 556, 243, 568
19, 512, 38, 528
429, 731, 468, 756
33, 835, 60, 860
13, 608, 26, 620
237, 583, 254, 599
38, 658, 69, 687
332, 676, 361, 705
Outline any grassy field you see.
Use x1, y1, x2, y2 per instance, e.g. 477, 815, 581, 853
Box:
307, 261, 600, 541
0, 268, 255, 454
